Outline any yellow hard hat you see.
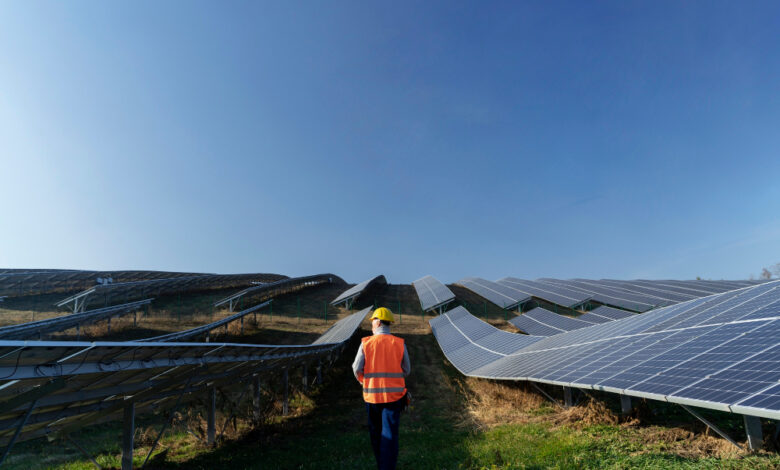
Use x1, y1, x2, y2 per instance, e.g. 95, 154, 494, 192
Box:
371, 307, 395, 323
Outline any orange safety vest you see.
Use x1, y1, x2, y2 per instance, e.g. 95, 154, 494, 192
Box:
359, 334, 407, 404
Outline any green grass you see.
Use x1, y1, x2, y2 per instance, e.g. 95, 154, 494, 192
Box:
2, 286, 780, 469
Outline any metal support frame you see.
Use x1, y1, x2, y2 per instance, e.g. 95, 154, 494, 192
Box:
65, 434, 102, 469
316, 359, 322, 385
207, 386, 216, 446
743, 415, 763, 451
283, 368, 289, 416
217, 386, 249, 442
0, 399, 38, 466
302, 364, 309, 392
122, 402, 135, 470
620, 395, 632, 415
140, 377, 191, 468
528, 382, 564, 409
253, 377, 262, 423
679, 405, 743, 450
563, 386, 573, 408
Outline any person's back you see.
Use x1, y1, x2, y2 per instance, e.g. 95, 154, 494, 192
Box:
352, 307, 410, 470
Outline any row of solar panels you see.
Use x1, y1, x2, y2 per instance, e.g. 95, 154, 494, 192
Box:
0, 274, 364, 454
0, 305, 368, 448
456, 277, 760, 312
430, 280, 780, 422
53, 273, 344, 312
0, 269, 288, 297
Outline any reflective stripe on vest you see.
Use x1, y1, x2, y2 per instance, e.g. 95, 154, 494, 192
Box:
361, 334, 406, 404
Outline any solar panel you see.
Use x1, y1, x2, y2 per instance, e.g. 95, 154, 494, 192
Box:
413, 275, 455, 313
0, 308, 367, 449
0, 299, 153, 340
576, 311, 612, 324
497, 278, 590, 308
536, 279, 658, 312
508, 313, 564, 336
430, 306, 543, 375
429, 280, 780, 421
455, 278, 529, 309
589, 305, 635, 320
214, 274, 341, 311
330, 275, 387, 308
508, 307, 593, 336
0, 270, 285, 298
595, 280, 696, 303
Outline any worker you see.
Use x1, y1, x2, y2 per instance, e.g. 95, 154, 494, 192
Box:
352, 307, 410, 470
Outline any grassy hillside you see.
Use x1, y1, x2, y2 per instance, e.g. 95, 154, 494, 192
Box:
1, 284, 779, 469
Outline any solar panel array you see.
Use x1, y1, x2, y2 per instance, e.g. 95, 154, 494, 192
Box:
56, 273, 341, 312
497, 278, 591, 308
214, 274, 343, 310
0, 307, 369, 448
455, 278, 528, 309
0, 299, 153, 340
429, 307, 543, 374
0, 270, 285, 297
413, 275, 456, 313
139, 300, 273, 342
430, 280, 780, 421
508, 307, 593, 336
330, 275, 387, 308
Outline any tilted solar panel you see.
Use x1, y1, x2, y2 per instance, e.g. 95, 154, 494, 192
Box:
0, 309, 367, 447
589, 305, 635, 320
413, 275, 455, 312
497, 278, 590, 308
429, 280, 780, 420
455, 278, 528, 309
430, 306, 543, 375
330, 275, 387, 307
536, 279, 657, 312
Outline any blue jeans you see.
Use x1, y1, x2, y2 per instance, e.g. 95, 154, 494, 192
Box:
366, 398, 404, 470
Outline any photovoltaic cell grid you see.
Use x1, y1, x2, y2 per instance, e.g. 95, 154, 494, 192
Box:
535, 279, 659, 312
496, 278, 590, 308
57, 272, 323, 311
0, 270, 286, 297
413, 275, 456, 312
0, 308, 369, 445
455, 277, 528, 309
0, 299, 153, 340
508, 307, 593, 336
430, 280, 780, 420
430, 306, 543, 375
330, 275, 387, 306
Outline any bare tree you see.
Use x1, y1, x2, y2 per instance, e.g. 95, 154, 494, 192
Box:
771, 262, 780, 278
761, 268, 772, 280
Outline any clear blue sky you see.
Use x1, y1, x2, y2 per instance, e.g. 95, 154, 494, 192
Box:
1, 1, 779, 284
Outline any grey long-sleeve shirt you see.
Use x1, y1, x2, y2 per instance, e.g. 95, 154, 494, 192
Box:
352, 324, 410, 382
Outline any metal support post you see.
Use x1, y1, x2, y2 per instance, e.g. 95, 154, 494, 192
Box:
76, 324, 80, 341
316, 359, 322, 385
122, 402, 135, 470
0, 399, 38, 466
207, 386, 216, 446
283, 368, 289, 416
107, 318, 111, 334
680, 405, 742, 450
240, 316, 244, 335
253, 377, 262, 423
563, 386, 573, 408
302, 364, 309, 392
620, 395, 632, 415
744, 415, 763, 451
134, 311, 137, 327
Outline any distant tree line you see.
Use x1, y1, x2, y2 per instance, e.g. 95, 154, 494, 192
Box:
749, 262, 780, 280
